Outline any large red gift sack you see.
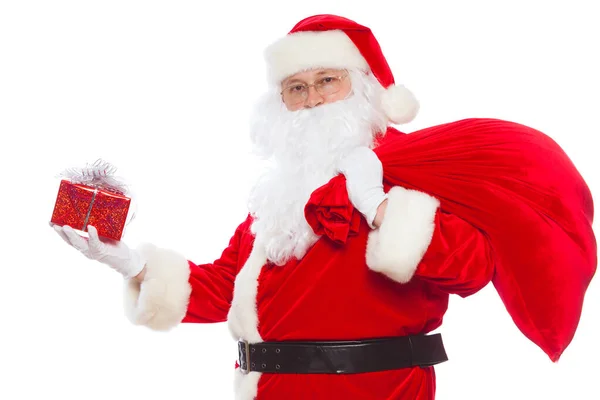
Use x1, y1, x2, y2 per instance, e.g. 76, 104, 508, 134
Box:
307, 118, 596, 361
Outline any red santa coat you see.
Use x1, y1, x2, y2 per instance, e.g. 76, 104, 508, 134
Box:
122, 119, 596, 399
124, 180, 493, 399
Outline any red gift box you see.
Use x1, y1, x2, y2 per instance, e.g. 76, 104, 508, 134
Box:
50, 179, 131, 241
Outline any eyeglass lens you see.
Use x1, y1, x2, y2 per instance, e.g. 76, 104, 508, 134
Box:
283, 76, 344, 105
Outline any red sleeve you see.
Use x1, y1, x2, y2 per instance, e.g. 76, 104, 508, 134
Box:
366, 186, 493, 296
123, 215, 253, 331
413, 210, 493, 296
183, 217, 252, 323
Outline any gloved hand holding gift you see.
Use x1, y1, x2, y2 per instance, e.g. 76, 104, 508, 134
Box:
50, 159, 144, 279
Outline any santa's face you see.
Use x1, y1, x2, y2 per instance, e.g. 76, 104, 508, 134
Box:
247, 69, 387, 266
280, 68, 353, 111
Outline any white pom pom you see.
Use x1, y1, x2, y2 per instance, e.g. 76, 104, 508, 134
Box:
381, 84, 419, 124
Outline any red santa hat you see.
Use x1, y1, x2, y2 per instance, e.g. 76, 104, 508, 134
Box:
264, 14, 419, 124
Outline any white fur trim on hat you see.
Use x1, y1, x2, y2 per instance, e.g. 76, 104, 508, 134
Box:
123, 243, 191, 331
265, 30, 369, 84
366, 186, 439, 283
381, 84, 420, 124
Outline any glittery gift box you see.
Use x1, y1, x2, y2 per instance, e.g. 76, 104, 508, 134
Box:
50, 179, 131, 241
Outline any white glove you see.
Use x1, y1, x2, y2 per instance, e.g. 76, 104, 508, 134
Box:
53, 224, 146, 279
337, 146, 387, 229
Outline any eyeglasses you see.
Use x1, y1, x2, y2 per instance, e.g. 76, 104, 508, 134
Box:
280, 73, 348, 105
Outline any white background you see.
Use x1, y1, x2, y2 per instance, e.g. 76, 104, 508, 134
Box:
1, 1, 598, 399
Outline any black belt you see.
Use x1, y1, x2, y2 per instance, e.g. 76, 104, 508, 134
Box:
238, 333, 448, 374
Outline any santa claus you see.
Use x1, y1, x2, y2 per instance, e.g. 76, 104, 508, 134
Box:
51, 14, 529, 400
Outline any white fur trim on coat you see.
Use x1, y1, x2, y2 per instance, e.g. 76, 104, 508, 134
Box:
264, 30, 369, 84
123, 243, 191, 331
233, 368, 262, 400
227, 240, 267, 343
227, 238, 267, 399
366, 186, 440, 283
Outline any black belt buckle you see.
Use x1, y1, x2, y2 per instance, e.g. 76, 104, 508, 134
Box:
238, 340, 251, 374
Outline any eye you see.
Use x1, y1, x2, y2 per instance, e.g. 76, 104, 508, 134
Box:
321, 77, 335, 84
290, 85, 305, 92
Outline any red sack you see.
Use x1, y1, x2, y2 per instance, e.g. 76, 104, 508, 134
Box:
308, 118, 597, 361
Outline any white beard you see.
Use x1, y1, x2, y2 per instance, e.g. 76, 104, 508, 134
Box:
247, 70, 388, 266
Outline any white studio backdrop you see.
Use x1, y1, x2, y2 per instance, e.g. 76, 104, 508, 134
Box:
1, 1, 598, 399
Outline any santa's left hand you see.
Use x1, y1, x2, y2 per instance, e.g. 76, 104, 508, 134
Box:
337, 147, 387, 229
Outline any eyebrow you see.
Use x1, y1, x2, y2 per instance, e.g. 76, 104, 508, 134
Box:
284, 79, 305, 85
283, 70, 341, 86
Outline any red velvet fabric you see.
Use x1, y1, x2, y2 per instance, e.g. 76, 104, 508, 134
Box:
182, 216, 254, 323
304, 175, 361, 244
307, 118, 597, 362
175, 117, 595, 398
183, 209, 492, 398
180, 189, 494, 397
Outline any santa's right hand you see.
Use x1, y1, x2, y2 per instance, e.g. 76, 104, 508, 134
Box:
52, 224, 146, 279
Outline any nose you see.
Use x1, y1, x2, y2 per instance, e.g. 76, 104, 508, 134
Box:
304, 86, 324, 108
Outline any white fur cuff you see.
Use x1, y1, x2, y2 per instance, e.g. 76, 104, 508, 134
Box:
123, 243, 192, 331
366, 186, 439, 283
